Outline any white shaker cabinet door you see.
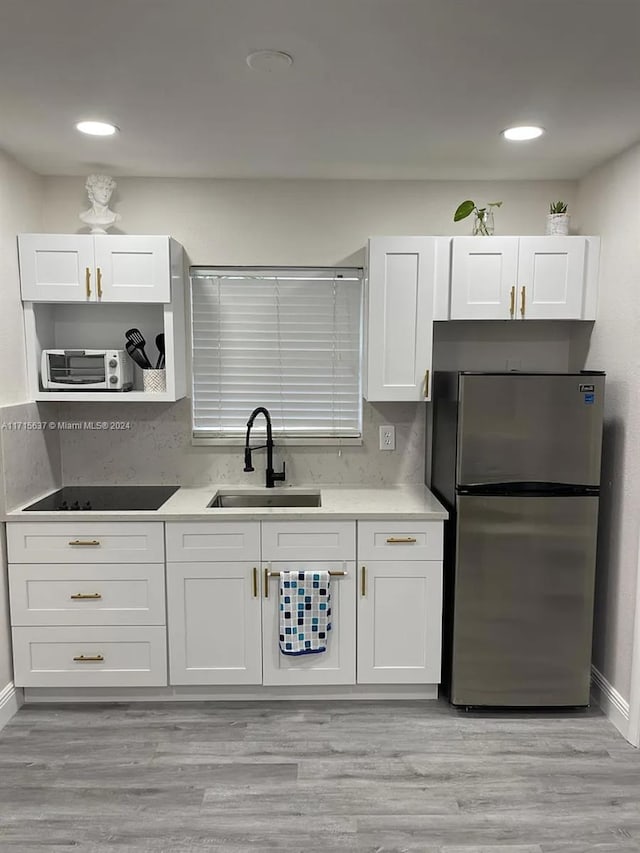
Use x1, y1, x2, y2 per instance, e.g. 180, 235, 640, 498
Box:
450, 237, 519, 320
167, 561, 262, 685
94, 236, 171, 303
365, 236, 436, 401
18, 234, 95, 302
517, 237, 586, 319
357, 561, 443, 684
261, 562, 356, 686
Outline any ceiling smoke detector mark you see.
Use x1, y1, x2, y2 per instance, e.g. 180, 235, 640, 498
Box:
246, 50, 293, 72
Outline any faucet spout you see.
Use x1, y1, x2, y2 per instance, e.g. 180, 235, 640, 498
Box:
244, 407, 286, 488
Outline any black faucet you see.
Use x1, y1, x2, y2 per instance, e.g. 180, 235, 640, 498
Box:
243, 407, 286, 488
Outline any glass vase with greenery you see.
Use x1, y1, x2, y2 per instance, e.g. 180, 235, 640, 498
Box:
454, 200, 503, 236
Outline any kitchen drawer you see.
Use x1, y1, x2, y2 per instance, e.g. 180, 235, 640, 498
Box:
12, 625, 167, 687
357, 521, 443, 561
6, 522, 164, 564
9, 563, 166, 626
262, 521, 356, 562
166, 521, 260, 562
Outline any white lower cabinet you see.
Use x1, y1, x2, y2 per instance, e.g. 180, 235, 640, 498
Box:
8, 521, 168, 688
9, 517, 444, 693
167, 561, 262, 685
357, 561, 443, 684
12, 625, 167, 687
261, 561, 356, 686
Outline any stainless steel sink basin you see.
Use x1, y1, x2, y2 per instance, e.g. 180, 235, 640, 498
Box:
208, 491, 321, 508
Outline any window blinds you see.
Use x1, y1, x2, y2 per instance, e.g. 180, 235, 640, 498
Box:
190, 268, 363, 438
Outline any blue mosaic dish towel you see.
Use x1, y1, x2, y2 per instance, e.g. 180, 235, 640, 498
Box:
279, 570, 331, 656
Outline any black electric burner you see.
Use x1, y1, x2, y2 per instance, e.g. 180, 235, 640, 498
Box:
23, 485, 180, 512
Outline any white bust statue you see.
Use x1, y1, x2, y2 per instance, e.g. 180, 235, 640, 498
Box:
79, 174, 121, 233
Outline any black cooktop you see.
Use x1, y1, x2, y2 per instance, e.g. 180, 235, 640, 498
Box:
23, 485, 180, 512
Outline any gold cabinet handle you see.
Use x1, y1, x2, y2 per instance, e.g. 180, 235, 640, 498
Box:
73, 654, 104, 663
424, 369, 430, 398
97, 267, 103, 299
264, 566, 270, 599
361, 565, 367, 597
252, 566, 258, 598
509, 285, 515, 319
70, 592, 102, 600
68, 540, 100, 546
85, 267, 91, 298
386, 537, 417, 544
520, 285, 526, 318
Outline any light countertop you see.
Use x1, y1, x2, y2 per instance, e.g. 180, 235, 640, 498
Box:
6, 484, 448, 522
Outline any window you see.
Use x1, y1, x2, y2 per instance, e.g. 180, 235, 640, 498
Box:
190, 267, 363, 442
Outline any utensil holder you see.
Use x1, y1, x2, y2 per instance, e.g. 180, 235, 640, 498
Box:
143, 368, 166, 393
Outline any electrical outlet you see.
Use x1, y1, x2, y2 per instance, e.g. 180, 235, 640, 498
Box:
379, 425, 395, 451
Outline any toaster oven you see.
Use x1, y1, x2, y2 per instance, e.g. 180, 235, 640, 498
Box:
41, 349, 133, 390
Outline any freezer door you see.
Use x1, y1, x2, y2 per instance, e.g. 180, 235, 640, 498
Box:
457, 374, 604, 487
451, 495, 599, 707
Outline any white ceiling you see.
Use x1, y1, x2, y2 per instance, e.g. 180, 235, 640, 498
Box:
2, 0, 639, 180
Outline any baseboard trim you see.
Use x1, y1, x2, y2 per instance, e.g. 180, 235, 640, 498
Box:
0, 682, 23, 731
591, 665, 630, 740
23, 683, 439, 703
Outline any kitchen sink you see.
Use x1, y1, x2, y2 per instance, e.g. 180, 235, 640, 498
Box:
208, 490, 321, 508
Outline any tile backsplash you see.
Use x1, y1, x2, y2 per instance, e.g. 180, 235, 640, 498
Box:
0, 401, 61, 511
56, 398, 426, 488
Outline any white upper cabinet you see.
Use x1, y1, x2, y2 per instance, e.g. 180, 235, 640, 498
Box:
450, 237, 519, 320
517, 237, 586, 320
365, 236, 443, 402
18, 234, 175, 303
450, 236, 599, 321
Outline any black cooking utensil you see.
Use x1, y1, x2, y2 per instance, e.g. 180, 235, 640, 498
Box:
125, 328, 152, 369
125, 340, 149, 370
155, 333, 165, 369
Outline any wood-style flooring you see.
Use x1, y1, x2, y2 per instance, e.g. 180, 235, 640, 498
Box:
0, 699, 639, 852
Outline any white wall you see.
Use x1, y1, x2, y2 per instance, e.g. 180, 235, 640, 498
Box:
575, 142, 640, 707
44, 176, 579, 489
0, 148, 43, 694
43, 177, 577, 264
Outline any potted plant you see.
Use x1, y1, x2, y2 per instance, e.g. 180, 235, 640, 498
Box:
546, 201, 570, 235
454, 200, 503, 236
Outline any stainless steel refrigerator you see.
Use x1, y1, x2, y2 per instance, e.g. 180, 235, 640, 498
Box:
431, 372, 604, 708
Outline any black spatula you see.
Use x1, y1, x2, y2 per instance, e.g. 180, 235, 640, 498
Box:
155, 333, 165, 369
126, 340, 148, 370
125, 328, 152, 369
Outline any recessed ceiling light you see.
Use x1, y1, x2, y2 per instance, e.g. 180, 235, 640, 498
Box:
246, 50, 293, 72
502, 125, 545, 141
75, 120, 119, 137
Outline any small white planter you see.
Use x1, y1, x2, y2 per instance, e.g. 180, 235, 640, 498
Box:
546, 213, 570, 236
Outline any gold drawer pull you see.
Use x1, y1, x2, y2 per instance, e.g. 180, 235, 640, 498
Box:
85, 267, 91, 298
361, 565, 366, 597
509, 285, 515, 319
264, 569, 346, 598
252, 566, 258, 598
68, 540, 100, 546
386, 537, 417, 544
73, 654, 104, 663
520, 285, 526, 318
97, 267, 103, 299
70, 592, 102, 600
266, 570, 347, 578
